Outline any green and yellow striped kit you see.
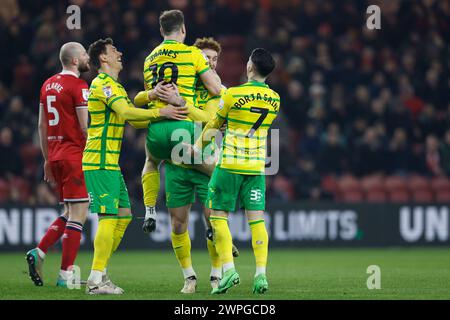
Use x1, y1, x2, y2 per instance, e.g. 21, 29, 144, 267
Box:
216, 80, 280, 175
143, 39, 210, 113
82, 72, 130, 171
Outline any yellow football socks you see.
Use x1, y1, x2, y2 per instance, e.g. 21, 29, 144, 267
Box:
142, 171, 159, 207
249, 219, 268, 275
207, 238, 221, 269
112, 216, 132, 252
104, 216, 132, 267
92, 217, 118, 272
171, 230, 196, 278
209, 216, 234, 270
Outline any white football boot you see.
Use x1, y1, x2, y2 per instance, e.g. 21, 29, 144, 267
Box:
180, 276, 197, 294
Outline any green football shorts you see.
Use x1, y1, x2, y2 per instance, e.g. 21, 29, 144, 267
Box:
146, 120, 196, 161
206, 166, 266, 212
84, 170, 131, 214
165, 162, 209, 208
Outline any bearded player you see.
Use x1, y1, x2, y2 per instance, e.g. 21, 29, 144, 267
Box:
26, 42, 90, 288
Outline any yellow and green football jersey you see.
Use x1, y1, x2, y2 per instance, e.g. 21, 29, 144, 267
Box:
143, 39, 210, 112
216, 80, 280, 175
82, 72, 130, 171
195, 81, 222, 110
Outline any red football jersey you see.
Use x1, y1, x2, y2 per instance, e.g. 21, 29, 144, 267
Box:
39, 70, 88, 161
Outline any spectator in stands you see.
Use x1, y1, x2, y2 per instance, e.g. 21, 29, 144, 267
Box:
318, 123, 346, 175
424, 134, 445, 176
299, 123, 321, 158
388, 128, 412, 175
0, 127, 22, 179
353, 127, 386, 176
290, 157, 332, 200
0, 0, 449, 203
439, 130, 450, 177
1, 96, 34, 145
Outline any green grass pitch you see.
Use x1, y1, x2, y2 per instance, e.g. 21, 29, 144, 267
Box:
1, 248, 449, 300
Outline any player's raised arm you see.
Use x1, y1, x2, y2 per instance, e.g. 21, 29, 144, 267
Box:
194, 90, 232, 150
128, 120, 150, 129
199, 69, 221, 96
192, 46, 221, 96
186, 97, 219, 123
109, 97, 188, 121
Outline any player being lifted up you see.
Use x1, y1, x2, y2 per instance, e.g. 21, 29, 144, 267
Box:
133, 10, 221, 234
83, 38, 186, 295
26, 42, 90, 288
160, 37, 238, 293
192, 48, 280, 294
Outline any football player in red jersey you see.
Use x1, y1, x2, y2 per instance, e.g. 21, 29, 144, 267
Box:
26, 42, 91, 288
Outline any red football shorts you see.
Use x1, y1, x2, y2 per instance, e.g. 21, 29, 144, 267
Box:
50, 160, 89, 203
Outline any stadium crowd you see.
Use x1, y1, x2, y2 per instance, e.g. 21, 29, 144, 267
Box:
0, 0, 449, 205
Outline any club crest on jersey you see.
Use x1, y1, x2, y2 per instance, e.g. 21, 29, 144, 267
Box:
200, 90, 208, 100
219, 98, 224, 109
102, 85, 112, 98
82, 88, 89, 101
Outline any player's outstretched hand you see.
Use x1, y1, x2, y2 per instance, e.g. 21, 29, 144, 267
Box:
43, 160, 55, 184
155, 82, 185, 106
160, 104, 188, 120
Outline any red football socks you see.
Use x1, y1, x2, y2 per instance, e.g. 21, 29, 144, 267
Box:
61, 221, 83, 271
37, 215, 67, 254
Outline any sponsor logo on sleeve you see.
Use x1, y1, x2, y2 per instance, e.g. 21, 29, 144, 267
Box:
102, 85, 112, 98
82, 88, 89, 101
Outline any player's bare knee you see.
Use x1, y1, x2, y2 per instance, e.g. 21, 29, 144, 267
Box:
61, 211, 69, 220
245, 210, 265, 221
143, 147, 160, 174
68, 201, 89, 224
171, 220, 188, 234
211, 210, 228, 218
118, 207, 132, 217
169, 207, 189, 234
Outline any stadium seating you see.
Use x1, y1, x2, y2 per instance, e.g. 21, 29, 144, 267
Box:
0, 179, 10, 202
327, 175, 450, 203
384, 176, 408, 192
412, 189, 434, 203
337, 175, 360, 192
340, 190, 364, 203
435, 190, 450, 203
336, 175, 361, 201
366, 189, 387, 203
431, 177, 450, 193
361, 174, 384, 192
321, 175, 338, 194
388, 189, 411, 203
407, 175, 430, 192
